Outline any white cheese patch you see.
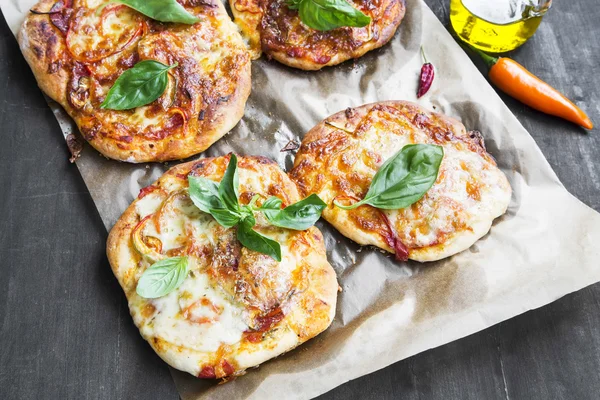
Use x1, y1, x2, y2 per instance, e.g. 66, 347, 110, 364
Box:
127, 107, 168, 130
133, 187, 249, 352
139, 192, 215, 251
130, 164, 308, 360
67, 6, 139, 58
237, 168, 268, 194
137, 271, 248, 353
384, 144, 508, 248
253, 225, 298, 297
135, 193, 164, 218
327, 111, 511, 253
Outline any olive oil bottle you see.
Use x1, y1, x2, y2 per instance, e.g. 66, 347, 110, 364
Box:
450, 0, 552, 53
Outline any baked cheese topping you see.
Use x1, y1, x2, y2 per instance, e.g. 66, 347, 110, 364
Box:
20, 0, 251, 162
69, 2, 248, 144
230, 0, 405, 69
108, 156, 338, 378
290, 102, 512, 262
67, 3, 142, 62
129, 190, 250, 353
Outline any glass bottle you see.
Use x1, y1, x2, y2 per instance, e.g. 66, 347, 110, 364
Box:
450, 0, 553, 53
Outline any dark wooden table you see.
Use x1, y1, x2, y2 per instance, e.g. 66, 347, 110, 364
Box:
1, 1, 599, 399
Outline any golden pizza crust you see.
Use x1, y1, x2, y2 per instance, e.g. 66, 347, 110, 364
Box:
107, 155, 338, 377
230, 0, 405, 70
290, 101, 512, 262
19, 0, 251, 162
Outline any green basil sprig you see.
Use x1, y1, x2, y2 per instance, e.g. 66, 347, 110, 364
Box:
219, 155, 241, 212
260, 194, 326, 230
188, 155, 326, 261
236, 215, 282, 262
114, 0, 199, 24
101, 60, 177, 111
286, 0, 371, 31
334, 144, 444, 210
136, 256, 189, 298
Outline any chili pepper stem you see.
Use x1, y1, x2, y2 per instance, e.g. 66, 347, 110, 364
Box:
465, 44, 498, 68
420, 46, 428, 64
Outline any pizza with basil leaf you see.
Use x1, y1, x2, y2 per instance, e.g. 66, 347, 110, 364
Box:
230, 0, 406, 70
290, 101, 512, 262
107, 154, 338, 378
19, 0, 251, 162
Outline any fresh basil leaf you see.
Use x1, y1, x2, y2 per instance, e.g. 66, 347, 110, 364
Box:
209, 208, 241, 228
236, 218, 282, 262
101, 60, 177, 110
335, 144, 444, 210
239, 205, 256, 221
260, 196, 283, 211
241, 211, 256, 227
262, 194, 326, 230
136, 256, 189, 299
219, 154, 240, 212
188, 176, 224, 213
288, 0, 371, 31
115, 0, 199, 24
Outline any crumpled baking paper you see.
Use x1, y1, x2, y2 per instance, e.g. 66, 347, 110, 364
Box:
3, 0, 600, 398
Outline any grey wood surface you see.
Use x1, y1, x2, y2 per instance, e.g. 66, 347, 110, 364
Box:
1, 1, 599, 399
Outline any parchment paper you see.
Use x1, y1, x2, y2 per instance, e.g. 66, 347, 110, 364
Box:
3, 0, 600, 398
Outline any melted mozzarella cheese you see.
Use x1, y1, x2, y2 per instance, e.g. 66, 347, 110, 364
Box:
393, 145, 508, 248
189, 15, 245, 73
109, 157, 338, 377
238, 169, 266, 193
253, 225, 298, 296
128, 107, 168, 130
67, 5, 139, 59
136, 193, 164, 218
134, 174, 300, 310
137, 189, 216, 251
133, 186, 249, 352
136, 271, 248, 352
295, 103, 511, 261
341, 111, 509, 251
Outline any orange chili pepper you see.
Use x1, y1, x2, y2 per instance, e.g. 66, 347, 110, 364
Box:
470, 46, 593, 130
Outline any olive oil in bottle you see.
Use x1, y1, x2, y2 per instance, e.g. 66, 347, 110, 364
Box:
449, 0, 552, 53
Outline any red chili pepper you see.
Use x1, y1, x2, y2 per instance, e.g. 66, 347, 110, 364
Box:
417, 46, 434, 98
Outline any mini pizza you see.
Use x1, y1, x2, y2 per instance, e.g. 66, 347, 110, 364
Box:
290, 101, 512, 262
230, 0, 406, 70
19, 0, 251, 162
107, 155, 338, 378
